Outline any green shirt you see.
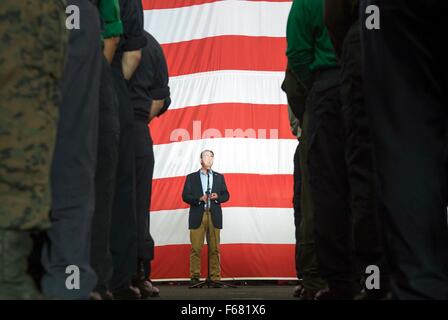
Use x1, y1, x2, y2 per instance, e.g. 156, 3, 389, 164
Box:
98, 0, 123, 39
286, 0, 338, 83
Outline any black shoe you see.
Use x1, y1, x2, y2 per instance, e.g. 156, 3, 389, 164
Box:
189, 278, 200, 286
298, 288, 317, 300
90, 292, 102, 300
90, 290, 114, 300
136, 280, 160, 298
211, 282, 223, 288
354, 288, 391, 300
314, 286, 354, 300
112, 286, 141, 300
293, 284, 303, 298
314, 287, 334, 300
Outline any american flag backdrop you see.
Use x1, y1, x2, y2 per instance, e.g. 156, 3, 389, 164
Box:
142, 0, 298, 280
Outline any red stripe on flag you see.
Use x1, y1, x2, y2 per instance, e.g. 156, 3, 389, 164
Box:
162, 36, 287, 77
142, 0, 217, 10
149, 103, 295, 145
151, 173, 294, 212
151, 243, 296, 280
142, 0, 292, 10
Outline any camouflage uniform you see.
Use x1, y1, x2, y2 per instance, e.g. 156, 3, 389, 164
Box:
0, 0, 67, 299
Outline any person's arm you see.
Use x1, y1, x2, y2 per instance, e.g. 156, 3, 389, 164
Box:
157, 96, 171, 118
182, 175, 203, 206
217, 175, 230, 204
122, 49, 142, 80
120, 0, 146, 79
98, 0, 123, 63
148, 91, 170, 121
286, 0, 314, 89
148, 99, 165, 123
281, 65, 305, 122
103, 37, 120, 64
149, 41, 171, 117
288, 104, 301, 138
324, 0, 356, 58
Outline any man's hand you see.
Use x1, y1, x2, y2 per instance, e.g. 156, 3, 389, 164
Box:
199, 195, 208, 202
210, 193, 218, 200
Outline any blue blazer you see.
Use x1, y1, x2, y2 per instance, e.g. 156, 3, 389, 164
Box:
182, 170, 230, 229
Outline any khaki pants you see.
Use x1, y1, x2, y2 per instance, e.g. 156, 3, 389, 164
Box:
190, 211, 221, 280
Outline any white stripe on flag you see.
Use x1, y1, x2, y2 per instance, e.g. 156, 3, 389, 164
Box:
168, 70, 288, 110
144, 1, 292, 44
151, 207, 295, 246
153, 138, 298, 179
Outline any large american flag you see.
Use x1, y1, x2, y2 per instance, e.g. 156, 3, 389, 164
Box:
142, 0, 297, 280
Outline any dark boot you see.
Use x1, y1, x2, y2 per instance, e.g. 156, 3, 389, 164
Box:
90, 289, 114, 300
293, 284, 303, 298
314, 283, 355, 300
112, 285, 141, 300
354, 275, 392, 300
132, 259, 159, 298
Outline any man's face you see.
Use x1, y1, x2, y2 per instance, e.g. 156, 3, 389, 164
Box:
201, 151, 214, 169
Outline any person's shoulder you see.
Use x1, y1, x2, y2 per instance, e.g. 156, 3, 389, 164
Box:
293, 0, 320, 14
187, 171, 200, 178
212, 171, 223, 177
143, 31, 157, 44
142, 31, 165, 59
142, 31, 163, 51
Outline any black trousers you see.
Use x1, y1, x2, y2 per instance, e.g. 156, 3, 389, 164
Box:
90, 57, 120, 292
361, 0, 448, 299
293, 141, 302, 280
109, 67, 137, 292
282, 69, 304, 280
41, 0, 101, 299
134, 120, 155, 279
307, 68, 353, 290
340, 21, 387, 285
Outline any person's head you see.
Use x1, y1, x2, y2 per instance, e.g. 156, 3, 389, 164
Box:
200, 149, 214, 170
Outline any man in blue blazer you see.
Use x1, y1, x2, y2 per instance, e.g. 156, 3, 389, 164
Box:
182, 150, 230, 286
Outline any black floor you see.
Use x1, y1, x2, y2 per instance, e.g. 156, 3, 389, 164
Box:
148, 281, 298, 300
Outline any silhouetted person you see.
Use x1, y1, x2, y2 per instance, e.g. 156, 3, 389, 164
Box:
361, 0, 448, 299
129, 31, 171, 298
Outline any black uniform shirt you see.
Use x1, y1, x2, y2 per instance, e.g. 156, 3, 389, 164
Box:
129, 31, 171, 120
112, 0, 147, 68
324, 0, 359, 58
